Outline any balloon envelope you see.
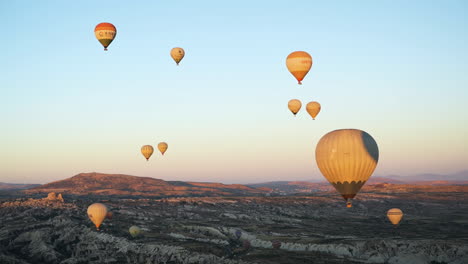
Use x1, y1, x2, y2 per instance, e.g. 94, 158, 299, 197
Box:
106, 211, 113, 220
87, 203, 108, 230
242, 240, 251, 249
141, 145, 154, 161
158, 142, 168, 155
272, 240, 281, 249
387, 208, 403, 225
286, 51, 312, 85
129, 226, 141, 237
315, 129, 379, 207
306, 101, 321, 120
288, 99, 302, 116
170, 47, 185, 65
94, 23, 116, 51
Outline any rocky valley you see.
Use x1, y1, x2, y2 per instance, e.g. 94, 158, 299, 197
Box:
1, 186, 467, 263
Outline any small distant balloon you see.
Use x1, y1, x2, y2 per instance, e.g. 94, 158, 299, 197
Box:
387, 208, 403, 226
129, 226, 141, 237
106, 211, 113, 220
242, 240, 251, 250
288, 99, 302, 116
158, 142, 168, 155
87, 203, 108, 230
94, 23, 116, 51
306, 101, 321, 120
141, 145, 154, 161
272, 240, 281, 249
286, 51, 312, 85
170, 47, 185, 65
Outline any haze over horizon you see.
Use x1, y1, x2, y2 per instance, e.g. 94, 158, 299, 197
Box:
2, 1, 467, 184
2, 170, 468, 185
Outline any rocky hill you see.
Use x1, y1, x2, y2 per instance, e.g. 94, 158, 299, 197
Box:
23, 172, 270, 197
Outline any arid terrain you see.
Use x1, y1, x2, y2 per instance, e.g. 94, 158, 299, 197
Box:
1, 173, 467, 264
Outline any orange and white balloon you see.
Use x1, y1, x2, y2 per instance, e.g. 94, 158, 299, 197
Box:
286, 51, 312, 85
94, 23, 117, 51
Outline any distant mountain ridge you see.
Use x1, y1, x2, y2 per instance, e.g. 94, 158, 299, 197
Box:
379, 170, 468, 182
7, 170, 468, 196
0, 183, 41, 190
248, 171, 468, 194
23, 172, 271, 197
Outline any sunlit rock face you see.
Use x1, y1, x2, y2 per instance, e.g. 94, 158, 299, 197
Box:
46, 192, 64, 202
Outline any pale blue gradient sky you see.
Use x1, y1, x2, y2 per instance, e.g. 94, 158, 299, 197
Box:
1, 1, 467, 184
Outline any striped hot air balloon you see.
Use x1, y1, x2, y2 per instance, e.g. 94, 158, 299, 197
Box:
288, 99, 302, 116
286, 51, 312, 85
387, 208, 404, 226
315, 129, 379, 207
306, 101, 321, 120
94, 23, 117, 51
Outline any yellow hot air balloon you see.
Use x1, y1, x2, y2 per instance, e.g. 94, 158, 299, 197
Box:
87, 203, 108, 230
286, 51, 312, 85
387, 208, 403, 226
288, 99, 302, 116
129, 225, 141, 237
315, 129, 379, 207
158, 142, 168, 155
141, 145, 154, 161
170, 47, 185, 65
94, 23, 117, 51
306, 101, 321, 120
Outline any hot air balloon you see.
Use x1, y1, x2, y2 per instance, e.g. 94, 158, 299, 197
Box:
272, 240, 281, 249
106, 211, 113, 220
235, 230, 242, 239
242, 240, 251, 250
306, 101, 321, 120
94, 23, 117, 51
129, 226, 141, 237
158, 142, 168, 155
141, 145, 154, 161
315, 129, 379, 207
387, 208, 403, 226
288, 99, 302, 116
87, 203, 108, 230
170, 47, 185, 65
286, 51, 312, 85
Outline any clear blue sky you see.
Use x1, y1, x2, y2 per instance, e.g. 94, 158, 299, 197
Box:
1, 0, 467, 184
